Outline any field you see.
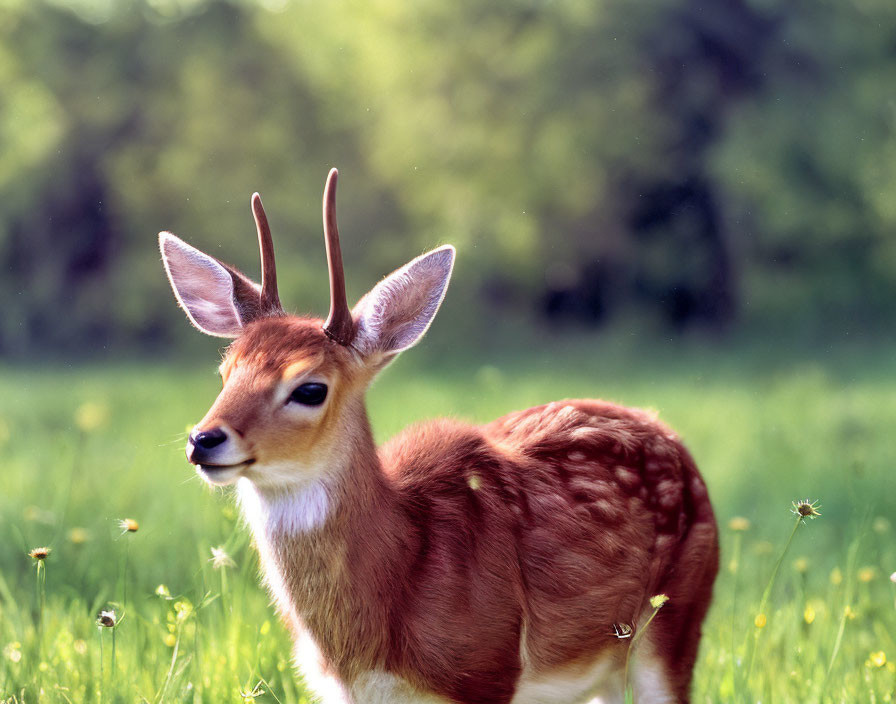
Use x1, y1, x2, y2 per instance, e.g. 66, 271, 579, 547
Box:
1, 335, 895, 703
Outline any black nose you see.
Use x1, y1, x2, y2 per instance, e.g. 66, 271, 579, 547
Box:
191, 428, 227, 450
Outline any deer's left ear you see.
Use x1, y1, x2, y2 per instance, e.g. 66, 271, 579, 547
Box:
351, 245, 455, 359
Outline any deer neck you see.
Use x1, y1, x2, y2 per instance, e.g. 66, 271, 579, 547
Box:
236, 404, 411, 679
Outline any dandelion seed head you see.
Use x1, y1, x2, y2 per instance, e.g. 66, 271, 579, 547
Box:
119, 518, 139, 533
3, 642, 22, 663
210, 546, 235, 570
28, 547, 51, 561
791, 499, 821, 520
240, 683, 265, 701
97, 610, 116, 628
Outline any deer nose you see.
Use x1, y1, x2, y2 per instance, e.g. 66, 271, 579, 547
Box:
187, 427, 229, 464
192, 428, 227, 450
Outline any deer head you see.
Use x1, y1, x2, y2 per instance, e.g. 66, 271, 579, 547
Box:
160, 169, 455, 491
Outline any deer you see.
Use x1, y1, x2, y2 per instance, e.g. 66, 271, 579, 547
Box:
159, 169, 718, 704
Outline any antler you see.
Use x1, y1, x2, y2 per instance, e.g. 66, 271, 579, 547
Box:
322, 168, 355, 345
252, 193, 283, 315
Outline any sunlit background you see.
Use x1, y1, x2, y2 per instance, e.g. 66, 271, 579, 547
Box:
3, 1, 896, 702
3, 0, 896, 356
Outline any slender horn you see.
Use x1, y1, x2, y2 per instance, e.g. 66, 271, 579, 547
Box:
252, 192, 282, 314
322, 168, 355, 345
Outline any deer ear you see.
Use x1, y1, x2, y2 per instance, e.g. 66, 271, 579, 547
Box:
160, 232, 263, 338
352, 245, 455, 359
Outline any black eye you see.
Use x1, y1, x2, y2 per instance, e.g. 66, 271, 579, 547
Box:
288, 382, 328, 406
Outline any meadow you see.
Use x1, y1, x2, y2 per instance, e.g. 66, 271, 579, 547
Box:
1, 334, 895, 703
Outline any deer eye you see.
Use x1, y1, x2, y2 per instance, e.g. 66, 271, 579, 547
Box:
288, 382, 328, 406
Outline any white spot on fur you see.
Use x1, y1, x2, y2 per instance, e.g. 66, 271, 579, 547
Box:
568, 450, 586, 461
571, 426, 599, 441
557, 405, 579, 420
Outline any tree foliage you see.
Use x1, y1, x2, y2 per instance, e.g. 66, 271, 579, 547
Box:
0, 0, 892, 354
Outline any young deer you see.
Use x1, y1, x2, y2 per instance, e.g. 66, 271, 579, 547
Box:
160, 169, 718, 704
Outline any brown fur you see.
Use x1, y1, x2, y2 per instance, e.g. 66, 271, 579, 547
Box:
192, 318, 718, 703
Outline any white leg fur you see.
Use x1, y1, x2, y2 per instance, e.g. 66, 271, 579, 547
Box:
631, 650, 676, 704
512, 654, 621, 704
293, 628, 451, 704
347, 672, 453, 704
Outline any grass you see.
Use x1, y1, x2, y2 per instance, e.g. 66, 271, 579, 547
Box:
0, 334, 895, 702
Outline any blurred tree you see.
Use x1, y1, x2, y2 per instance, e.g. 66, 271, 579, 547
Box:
712, 0, 896, 331
0, 0, 894, 355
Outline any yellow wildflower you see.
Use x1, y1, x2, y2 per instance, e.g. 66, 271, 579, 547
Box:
858, 567, 876, 583
728, 517, 751, 532
650, 594, 670, 609
68, 527, 89, 544
74, 401, 108, 433
803, 604, 815, 624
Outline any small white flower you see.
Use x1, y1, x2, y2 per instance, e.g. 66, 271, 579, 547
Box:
97, 610, 116, 628
210, 546, 235, 570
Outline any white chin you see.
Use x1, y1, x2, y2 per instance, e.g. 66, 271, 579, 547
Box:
197, 465, 244, 486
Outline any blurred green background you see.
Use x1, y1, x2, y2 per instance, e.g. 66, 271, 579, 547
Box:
3, 2, 896, 701
3, 0, 896, 356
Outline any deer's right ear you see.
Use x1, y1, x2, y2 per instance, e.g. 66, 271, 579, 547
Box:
160, 232, 262, 338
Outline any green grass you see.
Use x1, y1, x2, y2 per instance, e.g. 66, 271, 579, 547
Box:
1, 336, 895, 702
